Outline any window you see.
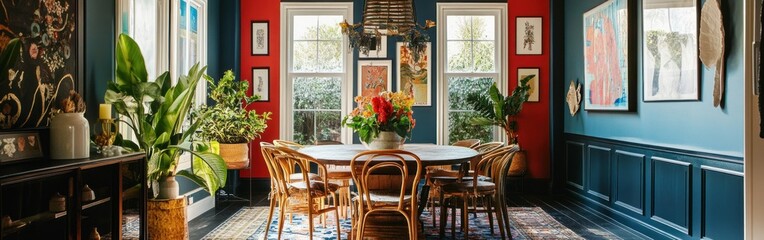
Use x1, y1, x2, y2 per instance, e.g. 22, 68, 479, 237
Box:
281, 3, 353, 145
173, 0, 207, 106
437, 3, 507, 145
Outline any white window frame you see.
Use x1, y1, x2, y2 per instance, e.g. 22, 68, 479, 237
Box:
436, 3, 508, 145
280, 2, 354, 144
171, 0, 208, 107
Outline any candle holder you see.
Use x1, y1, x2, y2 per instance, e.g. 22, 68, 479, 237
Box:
94, 118, 118, 154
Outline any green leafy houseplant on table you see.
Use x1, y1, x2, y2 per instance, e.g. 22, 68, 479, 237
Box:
192, 70, 271, 169
105, 34, 226, 199
466, 74, 534, 145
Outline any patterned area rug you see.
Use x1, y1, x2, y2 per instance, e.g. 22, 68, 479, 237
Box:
202, 206, 595, 240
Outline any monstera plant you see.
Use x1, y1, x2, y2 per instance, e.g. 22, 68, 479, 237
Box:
105, 34, 226, 199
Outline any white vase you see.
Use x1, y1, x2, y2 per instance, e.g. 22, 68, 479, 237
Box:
363, 131, 405, 150
157, 176, 180, 199
50, 112, 90, 159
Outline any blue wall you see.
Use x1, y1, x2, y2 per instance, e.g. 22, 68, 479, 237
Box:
84, 0, 116, 122
562, 0, 744, 157
352, 0, 438, 144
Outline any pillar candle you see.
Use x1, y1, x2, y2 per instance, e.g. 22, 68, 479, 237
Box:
99, 104, 112, 119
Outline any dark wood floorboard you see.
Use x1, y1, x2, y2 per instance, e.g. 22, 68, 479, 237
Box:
188, 191, 652, 239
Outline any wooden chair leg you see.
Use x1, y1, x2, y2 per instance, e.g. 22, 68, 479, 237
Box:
486, 196, 494, 235
451, 197, 457, 239
439, 193, 448, 238
463, 195, 469, 237
334, 201, 341, 240
493, 195, 507, 240
277, 197, 287, 240
308, 209, 314, 240
264, 196, 277, 239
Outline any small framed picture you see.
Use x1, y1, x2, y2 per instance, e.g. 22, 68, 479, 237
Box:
516, 17, 543, 55
251, 21, 269, 56
0, 131, 43, 165
251, 67, 270, 101
518, 68, 540, 102
359, 36, 388, 59
358, 60, 392, 97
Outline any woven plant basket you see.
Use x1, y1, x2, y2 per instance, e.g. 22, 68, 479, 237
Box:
148, 197, 188, 240
219, 143, 250, 169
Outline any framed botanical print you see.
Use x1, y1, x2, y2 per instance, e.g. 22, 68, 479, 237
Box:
642, 0, 699, 101
516, 17, 543, 55
583, 0, 636, 111
396, 42, 431, 106
251, 21, 269, 56
357, 60, 392, 97
359, 36, 388, 59
0, 132, 43, 164
251, 67, 269, 101
0, 0, 84, 129
518, 68, 540, 102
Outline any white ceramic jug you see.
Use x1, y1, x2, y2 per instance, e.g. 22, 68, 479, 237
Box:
50, 112, 90, 159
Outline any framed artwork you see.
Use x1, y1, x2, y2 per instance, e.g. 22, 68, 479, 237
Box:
0, 132, 43, 165
583, 0, 636, 111
396, 42, 431, 106
357, 60, 392, 97
518, 68, 540, 102
642, 0, 698, 101
359, 36, 388, 59
251, 21, 269, 56
251, 67, 270, 102
0, 0, 84, 130
516, 17, 543, 55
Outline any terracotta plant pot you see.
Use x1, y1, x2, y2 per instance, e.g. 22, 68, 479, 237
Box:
218, 143, 250, 169
148, 197, 188, 240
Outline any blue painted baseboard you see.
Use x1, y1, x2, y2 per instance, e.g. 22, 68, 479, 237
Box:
562, 134, 743, 240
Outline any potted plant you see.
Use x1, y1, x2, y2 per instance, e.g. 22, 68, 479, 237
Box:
104, 34, 227, 240
466, 75, 534, 176
342, 91, 415, 149
193, 70, 271, 169
466, 75, 533, 145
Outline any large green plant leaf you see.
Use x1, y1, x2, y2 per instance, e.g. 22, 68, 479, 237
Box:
175, 146, 227, 194
116, 34, 148, 87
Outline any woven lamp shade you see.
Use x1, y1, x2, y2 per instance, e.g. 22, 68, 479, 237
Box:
362, 0, 416, 34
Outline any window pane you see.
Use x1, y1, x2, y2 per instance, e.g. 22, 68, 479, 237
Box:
135, 0, 157, 79
448, 77, 493, 110
292, 41, 318, 72
472, 16, 495, 40
316, 111, 342, 142
447, 16, 470, 40
293, 16, 318, 40
293, 77, 342, 110
318, 41, 343, 72
448, 111, 493, 145
473, 41, 495, 72
293, 111, 315, 145
447, 41, 472, 72
318, 16, 343, 40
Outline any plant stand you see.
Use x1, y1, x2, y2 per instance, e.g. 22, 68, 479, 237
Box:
216, 170, 252, 205
148, 197, 188, 240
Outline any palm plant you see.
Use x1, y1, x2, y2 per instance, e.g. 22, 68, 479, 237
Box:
466, 74, 534, 144
105, 34, 227, 198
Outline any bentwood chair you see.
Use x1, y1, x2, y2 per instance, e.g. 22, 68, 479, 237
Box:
436, 145, 519, 239
264, 145, 342, 240
273, 140, 322, 183
426, 141, 503, 227
350, 150, 423, 240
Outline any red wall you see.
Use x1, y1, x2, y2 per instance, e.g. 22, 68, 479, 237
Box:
508, 0, 551, 179
240, 0, 551, 180
240, 0, 280, 178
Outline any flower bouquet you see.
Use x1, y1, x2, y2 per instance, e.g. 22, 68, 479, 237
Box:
342, 91, 415, 148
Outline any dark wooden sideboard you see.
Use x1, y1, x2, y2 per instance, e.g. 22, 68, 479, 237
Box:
0, 152, 147, 240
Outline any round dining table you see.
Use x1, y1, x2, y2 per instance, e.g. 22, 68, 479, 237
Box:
298, 143, 479, 167
298, 143, 480, 223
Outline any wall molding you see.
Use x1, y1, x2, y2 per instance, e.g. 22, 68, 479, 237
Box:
563, 133, 743, 239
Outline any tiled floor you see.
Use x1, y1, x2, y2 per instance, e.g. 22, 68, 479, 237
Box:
189, 191, 650, 240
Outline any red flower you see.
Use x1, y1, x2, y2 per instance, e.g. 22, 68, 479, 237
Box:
371, 96, 393, 124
